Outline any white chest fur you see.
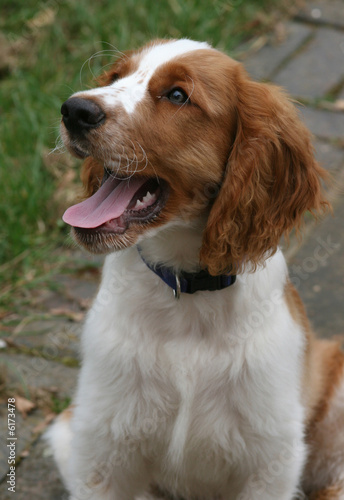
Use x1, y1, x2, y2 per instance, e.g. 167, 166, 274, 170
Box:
73, 247, 306, 498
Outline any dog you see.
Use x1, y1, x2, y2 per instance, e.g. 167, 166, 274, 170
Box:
47, 39, 344, 499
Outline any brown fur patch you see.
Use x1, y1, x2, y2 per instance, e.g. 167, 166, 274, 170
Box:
290, 285, 344, 435
305, 341, 344, 436
309, 485, 344, 499
285, 281, 344, 495
285, 280, 312, 333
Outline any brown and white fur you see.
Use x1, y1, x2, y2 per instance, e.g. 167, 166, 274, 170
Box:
46, 39, 344, 499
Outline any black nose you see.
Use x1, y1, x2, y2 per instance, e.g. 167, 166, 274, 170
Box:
61, 97, 105, 134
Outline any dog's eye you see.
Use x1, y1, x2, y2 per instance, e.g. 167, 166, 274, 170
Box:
167, 88, 189, 105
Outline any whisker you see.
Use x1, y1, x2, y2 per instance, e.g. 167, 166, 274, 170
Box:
98, 42, 127, 59
79, 46, 127, 87
134, 141, 149, 171
49, 136, 66, 155
134, 140, 159, 182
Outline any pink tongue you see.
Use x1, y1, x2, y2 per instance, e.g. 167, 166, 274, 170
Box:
63, 175, 148, 228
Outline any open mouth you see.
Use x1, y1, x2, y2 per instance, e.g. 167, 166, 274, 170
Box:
63, 168, 169, 235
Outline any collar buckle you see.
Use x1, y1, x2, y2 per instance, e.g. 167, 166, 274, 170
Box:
137, 246, 236, 298
173, 274, 181, 300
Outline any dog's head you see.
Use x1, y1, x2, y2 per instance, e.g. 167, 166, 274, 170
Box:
61, 39, 328, 274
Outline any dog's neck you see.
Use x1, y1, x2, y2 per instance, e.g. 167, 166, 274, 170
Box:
137, 217, 206, 274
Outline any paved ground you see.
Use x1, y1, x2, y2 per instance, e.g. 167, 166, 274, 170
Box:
1, 1, 343, 498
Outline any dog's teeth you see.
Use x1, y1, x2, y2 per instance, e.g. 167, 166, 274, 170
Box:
142, 192, 151, 203
133, 192, 157, 211
143, 192, 156, 203
134, 200, 145, 209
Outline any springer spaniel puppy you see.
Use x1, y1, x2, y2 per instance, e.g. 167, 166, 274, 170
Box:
47, 39, 344, 499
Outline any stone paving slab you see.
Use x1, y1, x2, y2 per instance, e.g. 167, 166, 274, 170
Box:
273, 26, 344, 99
288, 196, 344, 338
10, 318, 82, 360
54, 273, 99, 305
0, 437, 68, 500
0, 404, 46, 484
1, 259, 100, 362
240, 22, 313, 81
0, 354, 77, 491
314, 139, 344, 173
299, 106, 344, 140
0, 353, 78, 398
296, 0, 344, 29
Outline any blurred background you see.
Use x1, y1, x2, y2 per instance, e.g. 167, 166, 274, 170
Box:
1, 1, 344, 498
0, 0, 299, 313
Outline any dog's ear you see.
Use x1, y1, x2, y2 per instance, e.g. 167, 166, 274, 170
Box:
200, 67, 329, 276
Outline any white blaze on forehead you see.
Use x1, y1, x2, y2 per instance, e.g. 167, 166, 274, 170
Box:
75, 39, 211, 114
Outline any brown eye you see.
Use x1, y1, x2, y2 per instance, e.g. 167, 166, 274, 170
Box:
167, 88, 188, 104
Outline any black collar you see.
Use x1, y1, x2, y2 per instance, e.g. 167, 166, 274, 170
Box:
138, 247, 236, 299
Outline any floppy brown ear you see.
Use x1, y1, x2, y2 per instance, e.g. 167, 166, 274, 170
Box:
200, 67, 329, 276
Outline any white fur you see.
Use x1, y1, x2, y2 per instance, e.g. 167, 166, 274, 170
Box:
47, 220, 308, 500
75, 39, 210, 114
45, 411, 73, 491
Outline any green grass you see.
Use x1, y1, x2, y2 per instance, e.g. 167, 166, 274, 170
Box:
0, 0, 293, 306
51, 394, 72, 414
